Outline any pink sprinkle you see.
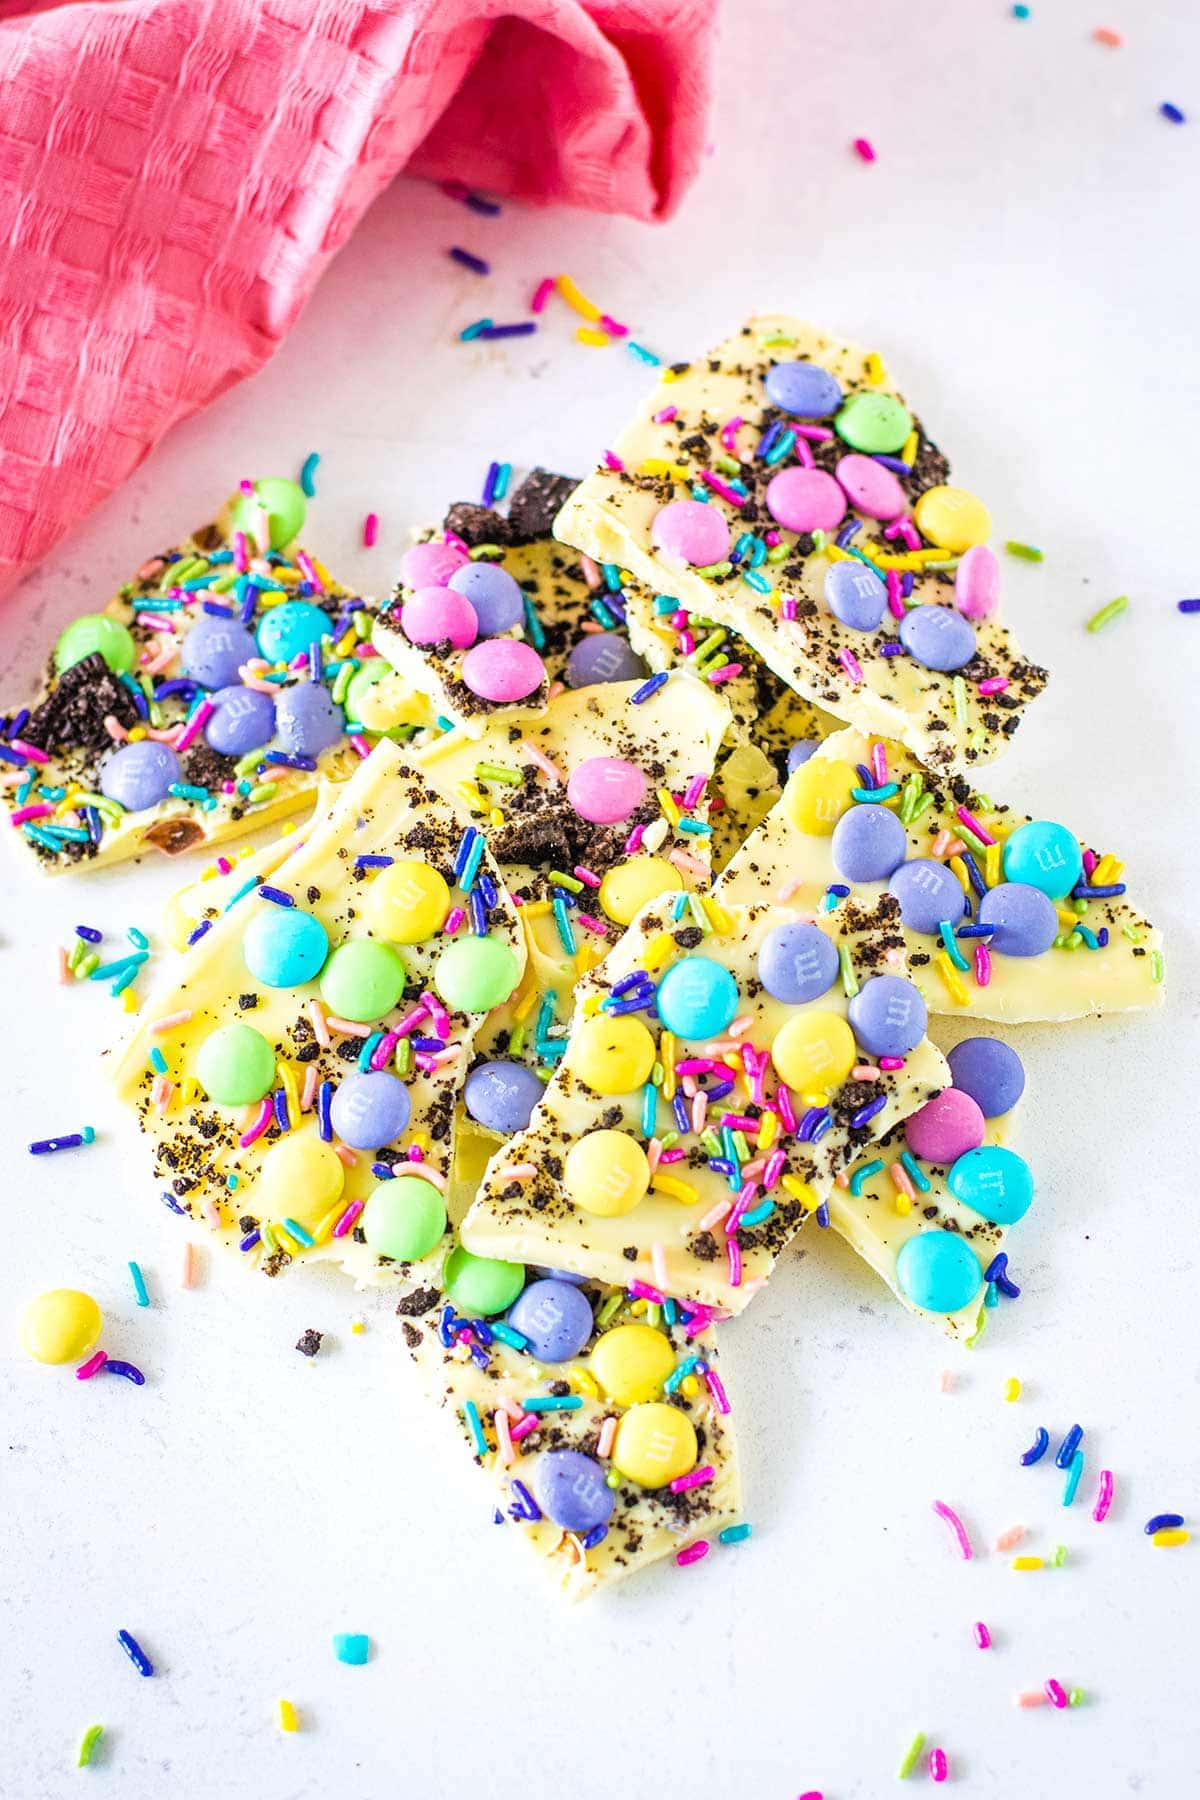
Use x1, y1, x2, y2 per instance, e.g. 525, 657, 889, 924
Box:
443, 906, 465, 934
300, 1064, 319, 1112
306, 999, 331, 1049
573, 864, 601, 887
700, 469, 746, 508
928, 1747, 947, 1783
853, 137, 877, 162
422, 992, 451, 1038
444, 530, 471, 557
957, 804, 996, 845
530, 276, 555, 313
939, 1368, 956, 1392
370, 1030, 401, 1070
363, 513, 379, 548
975, 942, 992, 987
886, 568, 906, 619
510, 1413, 541, 1443
1045, 1679, 1069, 1710
793, 425, 835, 442
597, 1415, 618, 1458
150, 1010, 193, 1035
839, 647, 865, 684
705, 1368, 731, 1414
10, 738, 48, 765
579, 554, 603, 590
1017, 1690, 1048, 1708
521, 739, 564, 784
349, 735, 371, 759
871, 742, 888, 786
995, 1525, 1026, 1551
603, 450, 625, 472
325, 1016, 371, 1038
653, 406, 679, 424
181, 1241, 200, 1290
762, 1148, 786, 1190
623, 822, 646, 855
1093, 25, 1123, 46
719, 415, 743, 453
56, 946, 71, 984
708, 663, 743, 685
76, 1350, 108, 1380
776, 1084, 797, 1133
932, 1499, 974, 1560
898, 517, 921, 550
494, 1408, 515, 1465
233, 531, 249, 572
781, 595, 798, 621
334, 1144, 358, 1169
494, 1163, 537, 1181
577, 913, 609, 935
1082, 847, 1097, 877
331, 1199, 365, 1239
671, 1464, 715, 1495
879, 1055, 905, 1071
974, 1621, 992, 1649
628, 1280, 666, 1304
659, 1146, 686, 1164
238, 1097, 274, 1149
1093, 1468, 1115, 1523
682, 772, 708, 809
691, 1092, 708, 1135
598, 314, 628, 338
296, 549, 323, 594
726, 1238, 742, 1286
764, 530, 782, 546
676, 1539, 710, 1567
9, 803, 54, 825
851, 1064, 882, 1081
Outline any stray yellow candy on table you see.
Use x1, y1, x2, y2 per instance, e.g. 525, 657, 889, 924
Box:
20, 1289, 102, 1365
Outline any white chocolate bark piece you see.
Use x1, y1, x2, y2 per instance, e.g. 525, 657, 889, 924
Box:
717, 727, 1163, 1022
554, 315, 1049, 779
461, 893, 948, 1312
111, 740, 524, 1287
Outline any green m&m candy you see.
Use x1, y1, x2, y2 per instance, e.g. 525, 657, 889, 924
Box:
319, 938, 407, 1022
195, 1022, 275, 1106
361, 1177, 447, 1262
227, 477, 307, 552
54, 614, 136, 676
433, 935, 520, 1013
834, 391, 913, 455
442, 1244, 525, 1316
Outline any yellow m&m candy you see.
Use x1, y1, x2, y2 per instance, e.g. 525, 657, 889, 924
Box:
573, 1014, 656, 1094
913, 485, 992, 554
613, 1401, 698, 1488
598, 855, 683, 926
255, 1130, 344, 1227
363, 861, 450, 944
564, 1131, 649, 1217
785, 759, 858, 836
770, 1011, 857, 1090
20, 1289, 102, 1365
590, 1324, 676, 1404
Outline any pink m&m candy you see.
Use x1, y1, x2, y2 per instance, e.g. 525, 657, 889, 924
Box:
905, 1087, 986, 1165
398, 539, 468, 589
765, 467, 847, 534
955, 544, 1001, 621
566, 756, 647, 824
651, 499, 731, 567
460, 639, 546, 703
401, 586, 478, 650
835, 454, 906, 521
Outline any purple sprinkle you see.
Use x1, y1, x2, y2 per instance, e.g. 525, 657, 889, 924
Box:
75, 925, 103, 943
465, 193, 501, 216
582, 1523, 608, 1549
613, 970, 653, 998
1178, 598, 1200, 613
1161, 101, 1186, 124
161, 1190, 187, 1215
186, 920, 212, 947
672, 1093, 690, 1135
449, 246, 490, 275
201, 600, 233, 617
239, 1229, 261, 1252
258, 885, 295, 907
879, 643, 907, 656
850, 1093, 887, 1129
355, 855, 394, 868
481, 460, 500, 507
479, 322, 536, 340
272, 1089, 290, 1132
510, 1480, 542, 1520
815, 1202, 830, 1228
871, 453, 911, 474
104, 1359, 146, 1386
370, 1162, 395, 1181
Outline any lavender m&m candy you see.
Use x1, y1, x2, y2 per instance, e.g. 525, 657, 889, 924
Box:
824, 560, 887, 632
765, 467, 847, 534
848, 973, 928, 1056
898, 603, 976, 672
464, 1060, 545, 1134
398, 539, 468, 589
758, 920, 839, 1004
831, 803, 907, 882
460, 639, 545, 703
946, 1037, 1025, 1119
532, 1448, 614, 1534
401, 586, 478, 650
181, 616, 258, 689
256, 600, 330, 666
763, 360, 842, 418
329, 1070, 412, 1149
567, 755, 647, 824
507, 1278, 595, 1363
786, 739, 821, 774
651, 499, 730, 567
835, 453, 906, 520
274, 683, 344, 757
905, 1087, 985, 1165
976, 882, 1058, 957
448, 562, 524, 636
566, 633, 647, 688
955, 544, 1001, 621
887, 858, 967, 935
205, 685, 275, 756
99, 741, 180, 811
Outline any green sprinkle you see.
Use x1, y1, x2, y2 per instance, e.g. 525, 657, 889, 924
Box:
964, 1309, 988, 1349
78, 1724, 104, 1768
547, 869, 584, 893
955, 823, 989, 855
1006, 540, 1043, 561
394, 1038, 413, 1077
760, 334, 797, 347
128, 1261, 150, 1308
838, 942, 859, 997
476, 762, 521, 786
76, 951, 100, 978
1069, 1688, 1085, 1707
899, 772, 924, 826
715, 454, 741, 476
1151, 949, 1164, 983
910, 791, 935, 821
848, 1159, 884, 1197
952, 675, 968, 729
1052, 1543, 1069, 1567
765, 543, 790, 562
897, 1730, 926, 1779
644, 1302, 662, 1327
694, 560, 732, 579
690, 629, 727, 663
1121, 923, 1144, 944
467, 543, 506, 562
246, 783, 279, 804
1086, 595, 1129, 633
687, 893, 712, 935
462, 1399, 488, 1455
597, 1292, 624, 1328
938, 920, 970, 971
234, 749, 264, 777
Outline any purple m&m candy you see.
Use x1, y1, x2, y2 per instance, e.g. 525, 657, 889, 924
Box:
205, 685, 275, 756
398, 539, 467, 589
898, 603, 976, 672
824, 560, 887, 632
447, 562, 524, 636
464, 1060, 545, 1134
905, 1087, 985, 1165
181, 616, 258, 689
976, 882, 1058, 957
835, 453, 906, 521
274, 682, 344, 756
848, 973, 928, 1057
566, 633, 647, 688
532, 1448, 615, 1533
507, 1278, 595, 1363
763, 360, 842, 418
786, 739, 821, 774
757, 920, 839, 1004
651, 499, 730, 567
831, 803, 908, 882
946, 1037, 1025, 1119
955, 544, 1001, 621
888, 858, 967, 935
460, 639, 545, 703
401, 586, 478, 650
99, 740, 180, 811
765, 467, 847, 534
567, 756, 647, 824
329, 1070, 412, 1150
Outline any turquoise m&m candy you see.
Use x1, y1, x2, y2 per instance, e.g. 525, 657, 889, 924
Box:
443, 1245, 525, 1316
243, 906, 329, 988
655, 956, 740, 1040
227, 477, 307, 550
433, 935, 520, 1013
947, 1146, 1035, 1224
55, 615, 136, 676
1001, 820, 1083, 901
895, 1229, 983, 1314
256, 600, 331, 665
195, 1022, 275, 1106
319, 939, 407, 1022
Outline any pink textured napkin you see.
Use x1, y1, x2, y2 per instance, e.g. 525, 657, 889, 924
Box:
0, 0, 716, 598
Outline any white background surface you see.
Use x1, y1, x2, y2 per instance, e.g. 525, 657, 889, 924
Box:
3, 2, 1198, 1795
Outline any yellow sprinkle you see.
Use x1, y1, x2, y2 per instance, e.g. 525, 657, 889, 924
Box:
121, 987, 140, 1013
948, 854, 970, 894
703, 896, 733, 934
644, 931, 676, 972
984, 842, 1001, 886
781, 1175, 820, 1212
489, 807, 505, 827
311, 1203, 343, 1245
680, 1375, 701, 1399
570, 1365, 601, 1398
557, 273, 602, 320
278, 1699, 299, 1733
1012, 1556, 1044, 1571
936, 951, 970, 1006
181, 1076, 199, 1104
864, 351, 886, 385
574, 946, 599, 977
660, 1030, 677, 1102
520, 901, 552, 918
630, 1297, 648, 1316
1093, 854, 1124, 884
280, 820, 297, 836
662, 368, 678, 384
801, 1090, 830, 1109
641, 457, 691, 480
901, 430, 919, 467
334, 627, 357, 658
127, 725, 147, 742
457, 781, 489, 812
1055, 905, 1081, 929
757, 1110, 778, 1150
200, 866, 218, 882
1153, 1528, 1190, 1548
576, 327, 610, 348
893, 1193, 912, 1216
1003, 1378, 1021, 1402
652, 1174, 699, 1205
408, 1130, 431, 1154
657, 787, 681, 829
350, 1319, 365, 1335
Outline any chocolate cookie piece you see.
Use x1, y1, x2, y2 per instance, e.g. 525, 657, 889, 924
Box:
22, 652, 141, 753
506, 469, 579, 544
443, 502, 511, 548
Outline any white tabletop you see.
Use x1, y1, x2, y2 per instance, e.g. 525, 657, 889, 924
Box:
4, 1, 1198, 1795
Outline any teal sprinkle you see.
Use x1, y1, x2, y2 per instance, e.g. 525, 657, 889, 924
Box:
493, 462, 512, 502
641, 1082, 657, 1139
226, 1174, 239, 1190
535, 993, 557, 1044
848, 1159, 885, 1197
89, 952, 147, 981
110, 964, 141, 998
521, 594, 546, 650
763, 429, 796, 467
721, 1125, 741, 1191
462, 1399, 488, 1455
358, 1032, 384, 1072
552, 895, 576, 956
536, 1038, 566, 1062
653, 594, 677, 615
148, 1046, 168, 1076
741, 569, 771, 593
436, 715, 455, 732
283, 1217, 315, 1247
522, 1394, 583, 1413
719, 1522, 752, 1544
37, 823, 91, 844
677, 818, 711, 836
38, 785, 66, 801
739, 1199, 776, 1228
672, 891, 690, 920
128, 1261, 150, 1308
938, 920, 970, 972
590, 598, 619, 629
300, 453, 320, 497
459, 318, 493, 341
664, 1355, 701, 1393
733, 533, 755, 560
984, 1281, 999, 1308
22, 824, 62, 853
1062, 1449, 1085, 1506
627, 341, 661, 365
127, 927, 149, 950
818, 890, 839, 914
602, 563, 623, 592
851, 782, 899, 803
134, 596, 184, 611
488, 1321, 528, 1351
224, 876, 258, 911
899, 1150, 931, 1192
690, 485, 708, 502
235, 780, 252, 797
1074, 924, 1101, 949
459, 833, 485, 893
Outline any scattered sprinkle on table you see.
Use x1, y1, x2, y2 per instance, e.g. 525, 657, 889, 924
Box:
128, 1261, 150, 1308
1005, 540, 1043, 561
1177, 597, 1200, 613
30, 1126, 95, 1155
278, 1699, 300, 1732
449, 246, 489, 275
333, 1632, 369, 1665
299, 452, 320, 497
932, 1498, 974, 1560
77, 1724, 104, 1767
1003, 1376, 1021, 1401
1086, 595, 1129, 632
1093, 26, 1123, 46
1160, 102, 1186, 124
852, 137, 876, 161
116, 1629, 154, 1676
1012, 2, 1030, 15
897, 1730, 926, 1778
363, 512, 379, 548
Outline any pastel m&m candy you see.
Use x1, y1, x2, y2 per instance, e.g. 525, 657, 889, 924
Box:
460, 639, 545, 703
55, 615, 136, 676
955, 544, 1001, 621
398, 539, 467, 589
831, 802, 908, 882
895, 1229, 983, 1314
507, 1278, 595, 1362
771, 1011, 857, 1090
824, 560, 887, 632
888, 858, 966, 934
433, 935, 521, 1012
401, 586, 478, 650
946, 1038, 1025, 1119
613, 1401, 698, 1488
905, 1088, 985, 1164
847, 973, 928, 1057
464, 1060, 545, 1134
589, 1323, 676, 1404
835, 452, 906, 520
227, 477, 307, 550
598, 855, 682, 925
835, 391, 912, 454
947, 1146, 1035, 1225
914, 485, 992, 554
1001, 820, 1082, 901
976, 882, 1058, 957
564, 1131, 650, 1216
256, 1131, 344, 1224
655, 956, 739, 1039
329, 1071, 412, 1149
573, 1016, 656, 1094
195, 1021, 275, 1105
361, 1176, 447, 1262
765, 467, 846, 534
532, 1449, 614, 1534
448, 562, 524, 636
181, 615, 258, 689
256, 600, 330, 665
785, 758, 858, 835
566, 756, 647, 825
100, 740, 180, 812
242, 905, 329, 987
763, 360, 842, 417
786, 739, 821, 775
758, 921, 839, 1004
898, 603, 976, 672
319, 938, 407, 1022
274, 682, 344, 757
442, 1244, 525, 1316
20, 1289, 102, 1365
651, 499, 730, 567
205, 686, 275, 756
566, 633, 647, 688
363, 861, 450, 943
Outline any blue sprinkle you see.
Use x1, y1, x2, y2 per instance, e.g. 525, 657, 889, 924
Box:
631, 672, 669, 704
116, 1630, 154, 1677
1145, 1513, 1185, 1535
1021, 1426, 1050, 1466
258, 885, 295, 907
300, 452, 320, 497
1055, 1423, 1084, 1470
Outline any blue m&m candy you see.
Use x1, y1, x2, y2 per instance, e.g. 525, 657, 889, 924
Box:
329, 1071, 412, 1150
824, 561, 886, 632
566, 633, 647, 688
274, 683, 344, 757
831, 802, 908, 883
256, 600, 330, 666
464, 1060, 545, 1135
99, 741, 179, 812
242, 905, 329, 987
847, 973, 928, 1056
977, 882, 1058, 957
896, 1229, 983, 1314
448, 562, 524, 636
757, 920, 838, 1005
181, 616, 258, 689
1001, 820, 1083, 900
655, 956, 740, 1039
946, 1038, 1025, 1118
947, 1145, 1035, 1224
507, 1278, 595, 1363
888, 858, 967, 935
205, 686, 276, 756
898, 604, 976, 672
532, 1449, 614, 1534
763, 360, 842, 418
